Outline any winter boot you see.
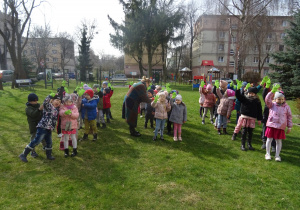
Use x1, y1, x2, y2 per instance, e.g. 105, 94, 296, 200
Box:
71, 148, 77, 157
46, 149, 55, 160
223, 128, 228, 135
231, 133, 237, 140
130, 126, 141, 137
80, 134, 88, 141
241, 127, 248, 151
97, 122, 100, 128
64, 149, 69, 158
31, 149, 39, 158
93, 134, 97, 141
241, 139, 246, 151
19, 147, 32, 162
247, 128, 255, 150
218, 128, 222, 135
107, 119, 110, 123
102, 123, 106, 128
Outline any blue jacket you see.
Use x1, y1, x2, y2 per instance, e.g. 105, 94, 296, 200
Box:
81, 96, 99, 120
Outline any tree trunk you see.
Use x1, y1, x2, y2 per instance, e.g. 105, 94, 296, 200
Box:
147, 50, 153, 78
0, 80, 3, 90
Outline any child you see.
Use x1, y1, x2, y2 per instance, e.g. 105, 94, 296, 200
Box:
264, 88, 292, 161
213, 80, 227, 127
93, 86, 106, 129
144, 89, 155, 129
19, 93, 62, 162
215, 81, 235, 135
200, 82, 216, 124
231, 83, 263, 151
103, 87, 114, 123
151, 92, 171, 141
199, 85, 206, 117
25, 93, 45, 158
81, 89, 99, 141
169, 94, 187, 141
59, 94, 79, 157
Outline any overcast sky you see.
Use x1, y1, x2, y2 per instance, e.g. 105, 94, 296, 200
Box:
30, 0, 124, 57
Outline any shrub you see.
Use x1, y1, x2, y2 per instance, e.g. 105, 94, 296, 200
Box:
242, 72, 261, 84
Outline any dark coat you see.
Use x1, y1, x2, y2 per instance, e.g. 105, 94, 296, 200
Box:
123, 82, 151, 127
26, 102, 43, 134
236, 89, 263, 121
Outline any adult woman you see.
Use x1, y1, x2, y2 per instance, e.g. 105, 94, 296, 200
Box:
122, 76, 152, 136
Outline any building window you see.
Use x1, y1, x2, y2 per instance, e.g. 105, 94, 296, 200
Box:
231, 24, 237, 29
46, 58, 49, 62
229, 61, 235, 66
53, 58, 58, 62
230, 49, 234, 55
266, 57, 270, 63
266, 45, 271, 51
220, 19, 226, 25
52, 50, 57, 54
218, 44, 224, 51
254, 46, 258, 51
30, 50, 34, 55
23, 50, 27, 55
231, 36, 236, 42
253, 57, 259, 63
267, 33, 272, 39
219, 31, 225, 38
264, 69, 269, 75
31, 42, 36, 47
282, 20, 288, 27
253, 69, 259, 73
218, 56, 224, 62
281, 33, 286, 39
52, 42, 57, 46
279, 45, 284, 51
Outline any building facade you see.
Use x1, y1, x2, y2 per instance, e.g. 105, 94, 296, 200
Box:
192, 15, 292, 79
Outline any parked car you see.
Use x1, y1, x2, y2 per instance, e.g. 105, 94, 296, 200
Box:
37, 72, 45, 80
0, 70, 14, 82
68, 72, 75, 79
53, 72, 63, 79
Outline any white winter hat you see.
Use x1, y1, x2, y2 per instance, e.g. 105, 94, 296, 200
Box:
274, 91, 285, 99
175, 94, 182, 101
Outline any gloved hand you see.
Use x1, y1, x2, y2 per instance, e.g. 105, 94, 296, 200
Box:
64, 109, 72, 115
266, 78, 271, 88
78, 88, 85, 97
111, 86, 114, 91
234, 85, 237, 90
81, 82, 84, 87
154, 95, 159, 103
215, 80, 219, 88
172, 92, 176, 99
167, 87, 171, 93
230, 81, 234, 87
271, 84, 280, 93
200, 81, 205, 88
130, 81, 134, 86
108, 83, 111, 87
245, 83, 251, 90
64, 87, 69, 94
166, 83, 170, 88
260, 76, 268, 86
236, 80, 243, 90
62, 80, 66, 87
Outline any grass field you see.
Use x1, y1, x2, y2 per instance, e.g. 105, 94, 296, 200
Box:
0, 80, 300, 209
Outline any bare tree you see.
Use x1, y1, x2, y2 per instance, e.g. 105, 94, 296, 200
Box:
0, 0, 44, 89
56, 32, 74, 76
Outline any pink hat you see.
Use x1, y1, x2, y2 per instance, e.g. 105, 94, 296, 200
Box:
226, 89, 235, 97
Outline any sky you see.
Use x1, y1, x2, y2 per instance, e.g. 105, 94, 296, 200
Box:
30, 0, 124, 57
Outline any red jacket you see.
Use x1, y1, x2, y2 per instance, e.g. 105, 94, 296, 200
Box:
103, 90, 113, 109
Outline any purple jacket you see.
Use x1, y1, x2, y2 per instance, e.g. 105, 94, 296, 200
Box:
265, 92, 293, 130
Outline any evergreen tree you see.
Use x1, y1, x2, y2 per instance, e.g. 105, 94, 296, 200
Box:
22, 56, 36, 77
270, 10, 300, 98
78, 27, 93, 82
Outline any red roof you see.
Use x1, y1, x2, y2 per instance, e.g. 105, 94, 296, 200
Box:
201, 60, 214, 66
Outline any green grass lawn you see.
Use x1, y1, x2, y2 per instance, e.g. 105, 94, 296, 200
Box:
0, 80, 300, 209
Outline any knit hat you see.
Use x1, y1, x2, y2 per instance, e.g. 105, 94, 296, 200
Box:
247, 87, 258, 94
175, 94, 182, 101
84, 89, 94, 98
242, 81, 248, 88
148, 89, 154, 95
28, 93, 38, 102
104, 87, 111, 94
151, 85, 155, 90
93, 84, 100, 88
206, 84, 212, 90
102, 81, 108, 85
220, 80, 228, 89
274, 91, 285, 99
53, 94, 62, 101
83, 84, 91, 91
226, 89, 235, 97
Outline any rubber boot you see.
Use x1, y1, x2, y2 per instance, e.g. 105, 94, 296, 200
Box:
247, 128, 255, 150
241, 127, 248, 151
19, 147, 32, 162
223, 128, 228, 135
71, 148, 77, 157
46, 149, 55, 160
80, 133, 88, 141
64, 149, 69, 158
93, 134, 97, 141
231, 133, 237, 140
102, 123, 106, 128
218, 128, 222, 135
31, 149, 39, 158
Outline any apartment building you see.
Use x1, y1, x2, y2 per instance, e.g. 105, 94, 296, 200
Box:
192, 14, 292, 79
22, 37, 76, 73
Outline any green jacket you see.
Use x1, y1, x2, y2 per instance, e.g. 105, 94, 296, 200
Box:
96, 91, 103, 110
26, 102, 43, 134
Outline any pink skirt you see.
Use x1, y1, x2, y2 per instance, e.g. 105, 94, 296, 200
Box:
265, 127, 286, 140
62, 129, 77, 135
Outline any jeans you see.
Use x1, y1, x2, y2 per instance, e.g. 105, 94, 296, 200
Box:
217, 114, 228, 129
154, 119, 166, 137
28, 127, 52, 149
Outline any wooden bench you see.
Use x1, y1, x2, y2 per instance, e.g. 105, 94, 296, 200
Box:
16, 79, 36, 91
111, 79, 127, 86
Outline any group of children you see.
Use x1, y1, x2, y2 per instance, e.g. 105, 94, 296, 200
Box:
199, 77, 293, 161
19, 81, 114, 162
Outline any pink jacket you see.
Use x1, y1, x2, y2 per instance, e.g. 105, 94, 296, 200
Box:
201, 88, 216, 108
59, 104, 79, 130
265, 92, 293, 130
216, 88, 235, 117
